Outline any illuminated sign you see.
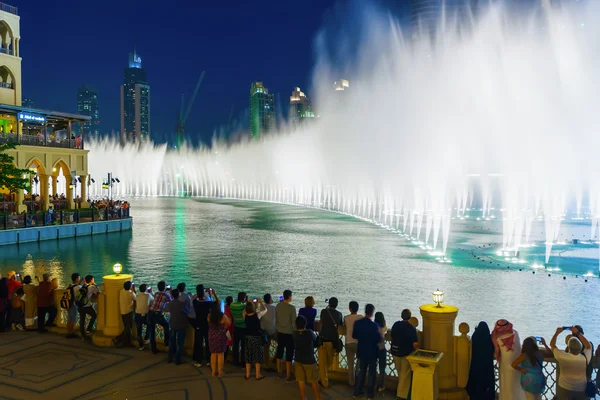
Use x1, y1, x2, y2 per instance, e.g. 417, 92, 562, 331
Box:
18, 113, 45, 123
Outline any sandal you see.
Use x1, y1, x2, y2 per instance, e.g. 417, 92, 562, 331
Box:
256, 376, 265, 381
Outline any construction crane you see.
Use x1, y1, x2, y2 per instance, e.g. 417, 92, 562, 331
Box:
175, 71, 205, 148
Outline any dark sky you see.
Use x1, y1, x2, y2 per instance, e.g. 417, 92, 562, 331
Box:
12, 0, 358, 144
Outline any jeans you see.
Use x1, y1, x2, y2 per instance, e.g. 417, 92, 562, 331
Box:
169, 328, 187, 364
78, 306, 97, 336
354, 357, 377, 398
134, 313, 150, 346
37, 306, 57, 332
233, 326, 246, 365
116, 312, 134, 346
345, 342, 358, 385
194, 324, 210, 363
148, 311, 170, 351
377, 348, 386, 389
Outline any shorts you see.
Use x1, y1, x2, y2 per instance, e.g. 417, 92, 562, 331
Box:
295, 362, 317, 383
276, 332, 294, 362
67, 306, 78, 323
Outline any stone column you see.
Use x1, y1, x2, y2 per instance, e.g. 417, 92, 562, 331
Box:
15, 188, 26, 213
51, 175, 57, 196
100, 274, 132, 338
40, 174, 49, 210
419, 304, 462, 399
79, 174, 89, 208
66, 178, 74, 210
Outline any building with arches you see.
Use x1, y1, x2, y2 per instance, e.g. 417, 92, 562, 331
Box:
0, 3, 91, 212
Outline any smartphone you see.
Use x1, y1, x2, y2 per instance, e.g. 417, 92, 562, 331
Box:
279, 295, 284, 302
253, 298, 257, 303
563, 326, 571, 331
166, 285, 171, 290
147, 287, 152, 292
131, 282, 135, 286
16, 273, 20, 277
325, 298, 329, 303
535, 336, 543, 342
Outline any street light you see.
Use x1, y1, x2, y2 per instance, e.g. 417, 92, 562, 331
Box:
113, 263, 122, 276
432, 289, 444, 308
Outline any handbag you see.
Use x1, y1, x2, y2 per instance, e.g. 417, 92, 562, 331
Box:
325, 309, 344, 353
583, 354, 597, 397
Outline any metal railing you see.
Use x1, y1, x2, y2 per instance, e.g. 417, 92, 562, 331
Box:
0, 207, 131, 230
0, 2, 17, 15
0, 134, 84, 150
0, 81, 13, 89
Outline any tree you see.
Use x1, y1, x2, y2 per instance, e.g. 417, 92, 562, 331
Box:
0, 142, 32, 193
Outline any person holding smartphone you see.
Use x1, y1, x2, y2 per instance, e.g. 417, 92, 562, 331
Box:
148, 281, 173, 354
550, 326, 592, 399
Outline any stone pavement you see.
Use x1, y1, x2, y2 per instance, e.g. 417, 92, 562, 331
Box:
0, 331, 384, 400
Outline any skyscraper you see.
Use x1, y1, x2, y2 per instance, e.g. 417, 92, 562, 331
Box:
289, 87, 314, 129
249, 82, 275, 139
120, 50, 150, 144
77, 84, 100, 137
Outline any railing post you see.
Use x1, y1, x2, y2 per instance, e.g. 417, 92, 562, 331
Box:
76, 210, 79, 223
60, 211, 63, 225
24, 212, 28, 228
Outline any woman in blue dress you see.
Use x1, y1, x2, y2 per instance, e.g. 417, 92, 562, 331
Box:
511, 336, 551, 400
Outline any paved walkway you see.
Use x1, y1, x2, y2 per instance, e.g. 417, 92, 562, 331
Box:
0, 331, 376, 400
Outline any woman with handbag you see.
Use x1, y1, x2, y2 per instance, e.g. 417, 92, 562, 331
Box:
244, 299, 268, 380
208, 303, 231, 377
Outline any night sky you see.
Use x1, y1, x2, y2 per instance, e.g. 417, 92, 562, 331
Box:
12, 0, 408, 145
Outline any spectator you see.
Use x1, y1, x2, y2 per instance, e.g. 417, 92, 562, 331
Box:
135, 284, 152, 351
10, 287, 25, 331
466, 321, 495, 400
565, 325, 595, 381
344, 300, 363, 386
374, 311, 387, 393
22, 275, 37, 330
276, 289, 297, 383
0, 278, 8, 332
298, 296, 317, 330
511, 337, 550, 399
230, 292, 248, 366
224, 296, 234, 359
244, 299, 268, 380
261, 293, 277, 338
209, 302, 231, 377
193, 285, 219, 367
550, 326, 592, 399
65, 273, 81, 338
318, 296, 343, 388
492, 319, 526, 400
176, 282, 196, 319
148, 281, 172, 354
352, 304, 381, 399
166, 289, 190, 365
113, 281, 136, 348
5, 271, 21, 329
37, 273, 57, 333
294, 315, 321, 400
77, 275, 99, 341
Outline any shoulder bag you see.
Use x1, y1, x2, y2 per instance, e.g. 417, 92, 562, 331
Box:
325, 309, 344, 353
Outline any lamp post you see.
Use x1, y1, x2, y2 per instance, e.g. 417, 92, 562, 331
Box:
432, 289, 444, 308
113, 263, 122, 276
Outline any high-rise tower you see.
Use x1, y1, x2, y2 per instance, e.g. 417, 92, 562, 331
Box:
289, 87, 314, 129
120, 50, 150, 144
249, 82, 275, 139
77, 84, 99, 137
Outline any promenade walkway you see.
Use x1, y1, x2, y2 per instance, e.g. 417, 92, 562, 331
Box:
0, 331, 357, 400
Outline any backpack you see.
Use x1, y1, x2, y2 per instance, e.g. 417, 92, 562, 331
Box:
75, 285, 90, 308
60, 285, 76, 309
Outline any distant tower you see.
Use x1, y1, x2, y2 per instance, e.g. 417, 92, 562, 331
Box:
77, 84, 100, 137
289, 87, 314, 129
120, 50, 150, 145
249, 82, 276, 139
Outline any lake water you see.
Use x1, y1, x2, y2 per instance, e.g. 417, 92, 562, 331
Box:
2, 198, 599, 344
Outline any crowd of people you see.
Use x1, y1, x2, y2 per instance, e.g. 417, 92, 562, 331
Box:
1, 271, 599, 400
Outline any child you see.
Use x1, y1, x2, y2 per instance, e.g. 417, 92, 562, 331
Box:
293, 315, 320, 400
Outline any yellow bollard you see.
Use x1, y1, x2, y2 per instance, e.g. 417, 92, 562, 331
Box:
93, 274, 132, 346
407, 349, 444, 400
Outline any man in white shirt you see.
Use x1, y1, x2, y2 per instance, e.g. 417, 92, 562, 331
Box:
113, 281, 136, 348
344, 301, 363, 386
550, 325, 592, 399
135, 284, 153, 351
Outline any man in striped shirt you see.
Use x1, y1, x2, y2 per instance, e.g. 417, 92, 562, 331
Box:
148, 281, 172, 354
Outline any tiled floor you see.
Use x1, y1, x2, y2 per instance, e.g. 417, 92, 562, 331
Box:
0, 331, 367, 400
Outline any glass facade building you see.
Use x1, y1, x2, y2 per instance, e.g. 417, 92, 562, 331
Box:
120, 51, 150, 144
289, 87, 314, 129
77, 84, 99, 137
249, 82, 275, 139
